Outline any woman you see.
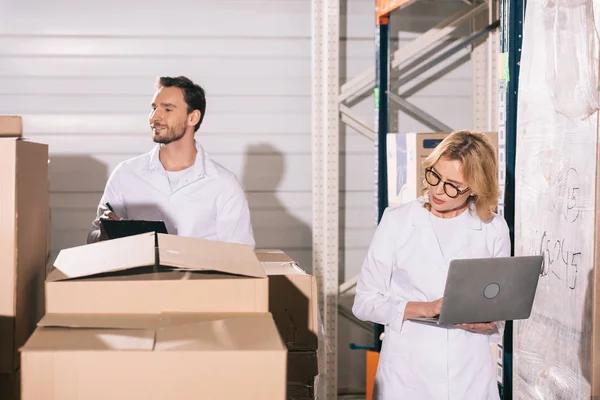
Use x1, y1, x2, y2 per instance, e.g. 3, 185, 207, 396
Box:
352, 130, 510, 399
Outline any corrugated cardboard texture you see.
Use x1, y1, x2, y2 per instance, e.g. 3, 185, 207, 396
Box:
257, 250, 319, 350
0, 139, 49, 373
21, 313, 287, 399
0, 116, 22, 137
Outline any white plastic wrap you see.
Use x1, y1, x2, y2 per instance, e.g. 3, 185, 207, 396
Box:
544, 0, 600, 119
514, 0, 599, 398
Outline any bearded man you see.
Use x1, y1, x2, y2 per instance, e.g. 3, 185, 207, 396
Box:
87, 76, 255, 247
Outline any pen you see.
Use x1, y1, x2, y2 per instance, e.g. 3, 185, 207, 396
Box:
106, 202, 115, 212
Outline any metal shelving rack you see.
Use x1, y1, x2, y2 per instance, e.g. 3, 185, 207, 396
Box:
370, 0, 503, 353
312, 0, 506, 397
311, 1, 340, 398
498, 0, 525, 398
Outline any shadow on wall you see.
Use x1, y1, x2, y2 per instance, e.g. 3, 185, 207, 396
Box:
241, 143, 313, 272
48, 155, 109, 258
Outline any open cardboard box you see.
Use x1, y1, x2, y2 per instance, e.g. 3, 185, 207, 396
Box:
46, 232, 269, 314
20, 312, 287, 400
255, 250, 319, 351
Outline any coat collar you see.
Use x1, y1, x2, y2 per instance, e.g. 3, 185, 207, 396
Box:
147, 139, 218, 178
411, 196, 482, 230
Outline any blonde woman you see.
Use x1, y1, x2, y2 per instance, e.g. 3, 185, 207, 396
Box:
353, 130, 510, 399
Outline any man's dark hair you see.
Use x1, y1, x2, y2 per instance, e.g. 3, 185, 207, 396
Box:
156, 76, 206, 132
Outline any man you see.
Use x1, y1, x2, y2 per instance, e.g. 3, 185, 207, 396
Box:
87, 76, 255, 247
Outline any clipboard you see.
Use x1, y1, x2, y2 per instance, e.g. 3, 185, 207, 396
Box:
100, 219, 168, 240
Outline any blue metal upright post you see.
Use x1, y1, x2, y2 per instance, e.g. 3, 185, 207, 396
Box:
374, 14, 390, 352
499, 0, 525, 398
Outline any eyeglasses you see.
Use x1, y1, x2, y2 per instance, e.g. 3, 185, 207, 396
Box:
424, 168, 470, 199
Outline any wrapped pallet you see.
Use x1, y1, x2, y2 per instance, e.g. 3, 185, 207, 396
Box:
513, 0, 600, 398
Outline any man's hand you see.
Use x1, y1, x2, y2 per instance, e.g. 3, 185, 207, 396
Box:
100, 210, 121, 221
98, 210, 121, 241
458, 321, 498, 335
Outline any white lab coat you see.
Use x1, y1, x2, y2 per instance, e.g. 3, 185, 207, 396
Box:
87, 140, 255, 247
352, 198, 511, 400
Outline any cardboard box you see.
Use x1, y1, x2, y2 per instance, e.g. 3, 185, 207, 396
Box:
512, 3, 600, 394
256, 250, 319, 350
0, 116, 22, 137
386, 131, 499, 207
20, 312, 287, 399
288, 350, 318, 387
287, 383, 314, 400
0, 139, 49, 373
287, 351, 318, 400
46, 232, 268, 314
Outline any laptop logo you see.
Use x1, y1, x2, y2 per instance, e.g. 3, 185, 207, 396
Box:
484, 283, 501, 299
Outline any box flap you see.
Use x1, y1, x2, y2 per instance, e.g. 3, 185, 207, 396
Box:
256, 249, 307, 276
38, 313, 162, 330
263, 263, 307, 276
255, 249, 294, 263
158, 234, 266, 278
53, 233, 156, 279
46, 268, 69, 282
22, 313, 285, 353
21, 327, 156, 351
155, 313, 285, 352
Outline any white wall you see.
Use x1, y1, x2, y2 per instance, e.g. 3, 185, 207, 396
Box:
0, 0, 472, 393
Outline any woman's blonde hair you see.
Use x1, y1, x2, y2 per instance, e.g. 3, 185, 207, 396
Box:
422, 130, 500, 222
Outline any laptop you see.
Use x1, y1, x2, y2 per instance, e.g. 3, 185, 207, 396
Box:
409, 255, 543, 325
100, 219, 169, 240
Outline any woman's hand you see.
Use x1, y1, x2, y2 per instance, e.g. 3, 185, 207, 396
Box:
403, 298, 443, 320
423, 298, 443, 318
458, 321, 498, 335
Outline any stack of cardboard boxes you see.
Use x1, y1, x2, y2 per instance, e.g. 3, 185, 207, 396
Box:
256, 250, 320, 399
19, 232, 290, 399
0, 116, 50, 400
0, 114, 321, 399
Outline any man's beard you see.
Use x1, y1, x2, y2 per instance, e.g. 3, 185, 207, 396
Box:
153, 126, 185, 145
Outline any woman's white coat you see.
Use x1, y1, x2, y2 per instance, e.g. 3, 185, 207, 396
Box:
352, 199, 511, 400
